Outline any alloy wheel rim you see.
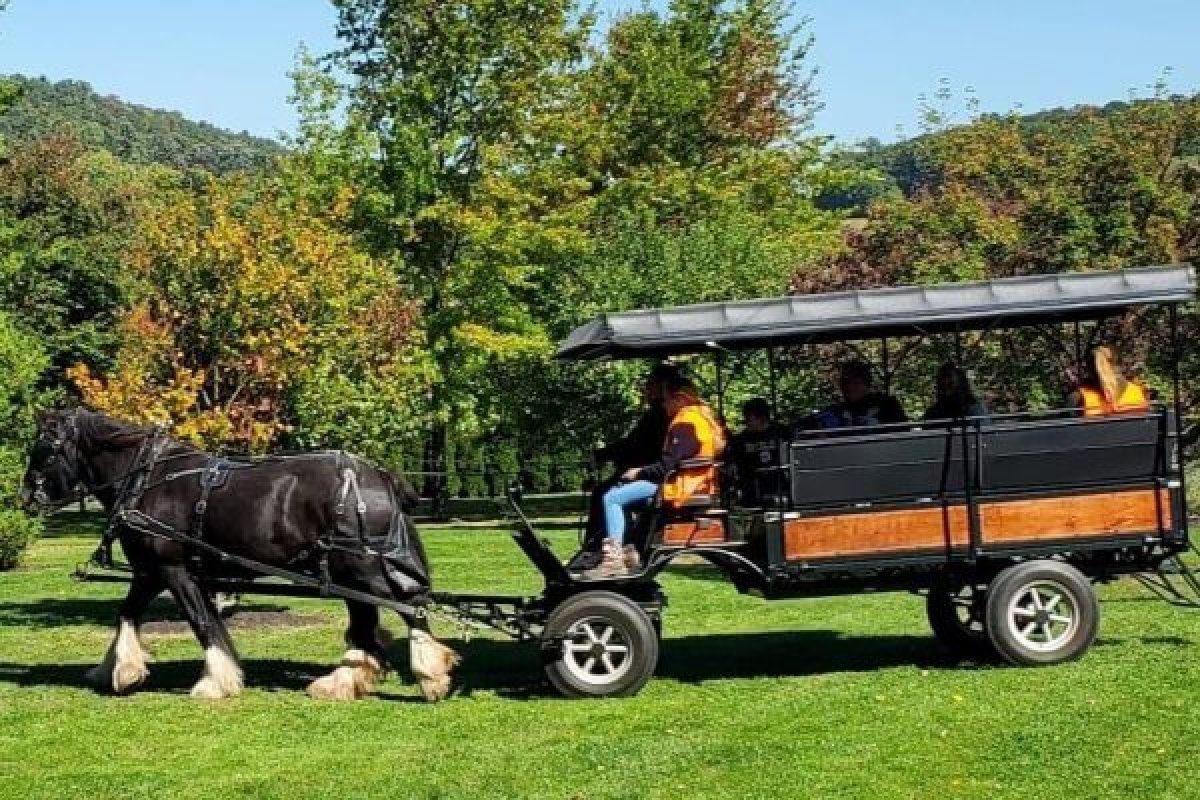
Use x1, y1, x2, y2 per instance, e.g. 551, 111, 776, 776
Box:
562, 616, 634, 686
949, 585, 986, 637
1006, 579, 1079, 652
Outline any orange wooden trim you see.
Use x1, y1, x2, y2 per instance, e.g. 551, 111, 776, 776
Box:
783, 505, 968, 561
663, 518, 727, 545
980, 488, 1171, 544
781, 489, 1172, 562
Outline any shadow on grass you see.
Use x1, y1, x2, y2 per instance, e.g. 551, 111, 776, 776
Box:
0, 657, 373, 697
0, 629, 970, 700
446, 629, 991, 700
0, 596, 293, 629
7, 626, 1189, 701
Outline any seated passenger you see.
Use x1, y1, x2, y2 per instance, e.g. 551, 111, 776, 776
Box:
584, 376, 726, 579
1069, 345, 1149, 417
924, 362, 990, 422
569, 363, 677, 572
728, 397, 789, 506
810, 360, 907, 430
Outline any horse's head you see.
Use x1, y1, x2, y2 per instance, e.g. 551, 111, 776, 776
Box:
20, 409, 86, 512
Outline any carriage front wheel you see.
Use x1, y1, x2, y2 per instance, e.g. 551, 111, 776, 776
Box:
541, 591, 659, 698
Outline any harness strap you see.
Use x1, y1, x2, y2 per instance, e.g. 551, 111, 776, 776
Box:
94, 429, 170, 567
190, 458, 231, 541
115, 508, 427, 618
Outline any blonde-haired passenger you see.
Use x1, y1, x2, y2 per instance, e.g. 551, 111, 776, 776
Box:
1069, 346, 1150, 416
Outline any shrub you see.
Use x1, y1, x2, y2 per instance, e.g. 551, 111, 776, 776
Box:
0, 508, 40, 570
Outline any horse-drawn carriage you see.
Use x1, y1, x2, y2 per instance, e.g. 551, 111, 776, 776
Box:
31, 264, 1198, 700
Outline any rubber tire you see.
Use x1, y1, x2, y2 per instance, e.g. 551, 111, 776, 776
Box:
541, 591, 660, 699
926, 582, 995, 658
985, 560, 1099, 666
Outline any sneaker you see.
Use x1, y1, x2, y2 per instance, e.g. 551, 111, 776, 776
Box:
567, 548, 603, 572
581, 540, 629, 580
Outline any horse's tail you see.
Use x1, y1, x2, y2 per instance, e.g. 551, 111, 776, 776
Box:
375, 466, 431, 588
387, 469, 421, 513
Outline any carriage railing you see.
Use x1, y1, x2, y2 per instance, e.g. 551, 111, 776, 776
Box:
743, 405, 1184, 533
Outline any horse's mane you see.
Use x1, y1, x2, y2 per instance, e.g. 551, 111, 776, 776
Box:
72, 409, 198, 455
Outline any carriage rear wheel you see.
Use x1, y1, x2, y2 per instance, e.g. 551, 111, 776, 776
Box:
541, 591, 659, 698
926, 580, 994, 658
985, 560, 1099, 666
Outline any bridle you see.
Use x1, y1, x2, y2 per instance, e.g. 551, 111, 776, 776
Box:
27, 411, 169, 514
27, 411, 88, 512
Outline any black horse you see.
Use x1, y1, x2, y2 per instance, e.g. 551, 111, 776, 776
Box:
20, 409, 458, 702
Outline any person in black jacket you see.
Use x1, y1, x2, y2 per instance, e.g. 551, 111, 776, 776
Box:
811, 360, 907, 430
728, 397, 789, 506
568, 363, 679, 570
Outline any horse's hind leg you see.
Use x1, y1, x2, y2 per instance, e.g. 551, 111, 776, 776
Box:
87, 572, 162, 694
327, 554, 459, 702
406, 614, 460, 703
163, 566, 243, 699
307, 600, 390, 701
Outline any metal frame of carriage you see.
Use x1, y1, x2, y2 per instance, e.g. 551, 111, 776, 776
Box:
80, 264, 1200, 699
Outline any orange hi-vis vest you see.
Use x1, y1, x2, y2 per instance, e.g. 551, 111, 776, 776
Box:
661, 401, 727, 508
1079, 382, 1149, 417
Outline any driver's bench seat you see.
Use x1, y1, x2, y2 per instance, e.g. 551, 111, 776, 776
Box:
625, 460, 729, 555
660, 492, 728, 546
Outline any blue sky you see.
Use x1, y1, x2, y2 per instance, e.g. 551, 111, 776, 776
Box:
0, 1, 1197, 144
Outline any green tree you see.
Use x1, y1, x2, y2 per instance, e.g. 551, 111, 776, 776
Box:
329, 0, 592, 490
803, 94, 1200, 413
71, 174, 430, 457
0, 310, 47, 569
0, 135, 174, 384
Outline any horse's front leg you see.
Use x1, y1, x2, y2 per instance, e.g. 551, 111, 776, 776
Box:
87, 572, 163, 694
163, 566, 243, 699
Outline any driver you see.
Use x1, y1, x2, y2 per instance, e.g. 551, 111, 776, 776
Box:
583, 375, 725, 579
568, 363, 678, 571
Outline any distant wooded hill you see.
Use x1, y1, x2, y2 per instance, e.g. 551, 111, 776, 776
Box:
0, 75, 285, 173
820, 95, 1200, 212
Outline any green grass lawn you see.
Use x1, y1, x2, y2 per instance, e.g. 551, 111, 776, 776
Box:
2, 516, 1199, 800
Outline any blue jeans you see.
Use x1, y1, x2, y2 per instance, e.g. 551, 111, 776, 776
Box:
602, 480, 659, 544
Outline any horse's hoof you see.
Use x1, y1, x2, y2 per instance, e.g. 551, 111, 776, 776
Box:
113, 663, 149, 694
190, 676, 239, 700
418, 675, 452, 703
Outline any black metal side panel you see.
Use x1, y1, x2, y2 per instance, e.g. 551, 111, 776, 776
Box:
790, 429, 965, 508
980, 415, 1161, 493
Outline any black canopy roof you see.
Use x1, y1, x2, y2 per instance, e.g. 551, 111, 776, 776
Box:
556, 264, 1196, 361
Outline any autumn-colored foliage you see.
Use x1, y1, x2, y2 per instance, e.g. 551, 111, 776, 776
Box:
70, 178, 425, 453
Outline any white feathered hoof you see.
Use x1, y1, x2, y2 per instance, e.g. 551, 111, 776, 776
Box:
88, 619, 149, 694
189, 646, 243, 700
410, 630, 460, 703
307, 650, 385, 701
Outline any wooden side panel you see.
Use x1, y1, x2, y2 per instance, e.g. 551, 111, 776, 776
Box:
781, 488, 1172, 562
981, 488, 1170, 544
783, 505, 968, 561
662, 518, 727, 545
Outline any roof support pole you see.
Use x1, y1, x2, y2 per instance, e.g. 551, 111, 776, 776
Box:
767, 346, 780, 419
715, 350, 726, 420
1169, 305, 1189, 540
881, 337, 892, 394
